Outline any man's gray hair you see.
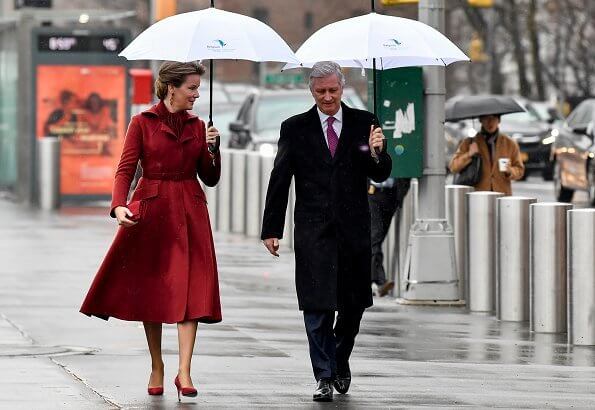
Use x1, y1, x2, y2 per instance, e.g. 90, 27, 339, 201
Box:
308, 61, 346, 89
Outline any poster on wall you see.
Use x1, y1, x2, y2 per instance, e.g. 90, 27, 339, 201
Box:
36, 65, 126, 196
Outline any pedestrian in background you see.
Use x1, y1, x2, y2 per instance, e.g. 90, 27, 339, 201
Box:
369, 177, 411, 297
449, 114, 524, 195
80, 61, 222, 401
261, 61, 392, 402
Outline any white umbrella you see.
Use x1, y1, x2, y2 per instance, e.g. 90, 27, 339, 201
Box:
283, 11, 469, 126
119, 4, 300, 150
120, 7, 299, 64
283, 12, 469, 71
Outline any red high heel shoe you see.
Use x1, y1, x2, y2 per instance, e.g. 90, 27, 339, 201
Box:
147, 386, 164, 396
174, 375, 197, 401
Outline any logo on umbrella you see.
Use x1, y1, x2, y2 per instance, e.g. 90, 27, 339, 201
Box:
207, 39, 235, 52
382, 38, 403, 50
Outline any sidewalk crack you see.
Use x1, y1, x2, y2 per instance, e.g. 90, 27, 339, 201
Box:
50, 357, 122, 409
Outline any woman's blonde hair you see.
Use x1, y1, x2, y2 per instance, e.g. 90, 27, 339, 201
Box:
154, 61, 206, 100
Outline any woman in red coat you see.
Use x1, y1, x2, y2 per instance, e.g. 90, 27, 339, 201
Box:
80, 61, 221, 400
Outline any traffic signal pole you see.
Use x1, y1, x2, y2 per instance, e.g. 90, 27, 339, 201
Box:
400, 0, 460, 302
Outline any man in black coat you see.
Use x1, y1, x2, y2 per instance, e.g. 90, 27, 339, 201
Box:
261, 61, 392, 402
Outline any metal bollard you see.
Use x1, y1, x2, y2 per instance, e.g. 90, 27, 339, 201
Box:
231, 151, 246, 234
567, 209, 595, 345
217, 150, 232, 233
203, 184, 218, 231
445, 185, 474, 302
467, 191, 503, 312
530, 202, 572, 333
245, 152, 261, 237
37, 137, 61, 210
497, 197, 536, 321
260, 154, 275, 233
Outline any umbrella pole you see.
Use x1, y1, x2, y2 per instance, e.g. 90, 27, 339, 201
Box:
209, 59, 213, 127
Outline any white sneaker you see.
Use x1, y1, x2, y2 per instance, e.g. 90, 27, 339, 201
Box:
371, 282, 380, 297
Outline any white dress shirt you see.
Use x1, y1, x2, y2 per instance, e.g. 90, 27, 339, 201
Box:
317, 106, 343, 148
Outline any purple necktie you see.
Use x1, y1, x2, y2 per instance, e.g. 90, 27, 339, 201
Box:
326, 116, 338, 157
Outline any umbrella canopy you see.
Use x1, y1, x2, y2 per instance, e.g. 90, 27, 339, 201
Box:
283, 12, 469, 70
119, 7, 300, 64
445, 95, 526, 122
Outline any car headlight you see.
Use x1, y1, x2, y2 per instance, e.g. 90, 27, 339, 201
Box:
258, 143, 276, 157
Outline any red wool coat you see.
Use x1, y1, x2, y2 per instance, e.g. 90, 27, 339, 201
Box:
80, 104, 222, 324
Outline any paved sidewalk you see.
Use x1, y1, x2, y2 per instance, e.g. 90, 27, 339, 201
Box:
0, 198, 594, 409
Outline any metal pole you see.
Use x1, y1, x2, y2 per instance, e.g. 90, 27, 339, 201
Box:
497, 197, 536, 321
567, 209, 595, 345
401, 0, 458, 302
467, 191, 503, 312
445, 185, 474, 302
37, 137, 61, 210
418, 0, 446, 219
530, 202, 572, 333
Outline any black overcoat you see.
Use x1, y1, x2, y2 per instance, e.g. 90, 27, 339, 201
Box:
261, 103, 392, 311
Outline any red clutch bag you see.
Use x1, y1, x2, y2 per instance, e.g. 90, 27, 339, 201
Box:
126, 200, 142, 222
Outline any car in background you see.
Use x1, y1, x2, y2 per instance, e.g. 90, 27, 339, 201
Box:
551, 98, 595, 203
228, 87, 366, 154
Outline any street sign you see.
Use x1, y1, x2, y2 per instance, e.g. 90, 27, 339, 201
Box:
368, 67, 424, 178
264, 72, 304, 85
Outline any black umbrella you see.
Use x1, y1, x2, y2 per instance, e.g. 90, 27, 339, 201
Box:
445, 95, 525, 122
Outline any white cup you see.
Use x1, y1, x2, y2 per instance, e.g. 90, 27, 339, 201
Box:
498, 158, 510, 172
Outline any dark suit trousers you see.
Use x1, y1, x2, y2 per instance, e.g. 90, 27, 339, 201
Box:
303, 309, 364, 381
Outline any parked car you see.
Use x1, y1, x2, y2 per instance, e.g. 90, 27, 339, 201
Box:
551, 98, 595, 203
228, 87, 366, 153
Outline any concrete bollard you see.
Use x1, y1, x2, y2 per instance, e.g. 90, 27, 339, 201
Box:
245, 151, 261, 237
217, 150, 232, 233
231, 150, 246, 234
497, 196, 536, 321
530, 202, 572, 333
567, 209, 595, 345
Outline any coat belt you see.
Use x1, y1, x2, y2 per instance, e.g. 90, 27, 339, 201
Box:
142, 172, 196, 181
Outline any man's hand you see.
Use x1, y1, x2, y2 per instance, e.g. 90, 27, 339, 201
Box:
369, 125, 385, 158
263, 238, 280, 257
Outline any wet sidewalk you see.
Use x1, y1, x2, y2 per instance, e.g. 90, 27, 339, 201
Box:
0, 198, 594, 409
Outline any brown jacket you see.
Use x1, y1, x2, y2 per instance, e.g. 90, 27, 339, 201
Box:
449, 133, 524, 195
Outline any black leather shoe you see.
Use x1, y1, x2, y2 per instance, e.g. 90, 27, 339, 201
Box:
313, 379, 333, 402
333, 373, 351, 394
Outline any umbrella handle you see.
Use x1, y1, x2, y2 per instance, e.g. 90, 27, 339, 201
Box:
371, 118, 384, 156
207, 119, 220, 154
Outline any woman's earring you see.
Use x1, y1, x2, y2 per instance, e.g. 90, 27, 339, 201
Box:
169, 92, 174, 108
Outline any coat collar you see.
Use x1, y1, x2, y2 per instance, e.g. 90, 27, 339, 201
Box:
141, 103, 199, 123
142, 102, 199, 143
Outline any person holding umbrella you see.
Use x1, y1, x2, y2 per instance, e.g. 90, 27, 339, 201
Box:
80, 61, 221, 401
261, 61, 392, 402
449, 113, 525, 195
